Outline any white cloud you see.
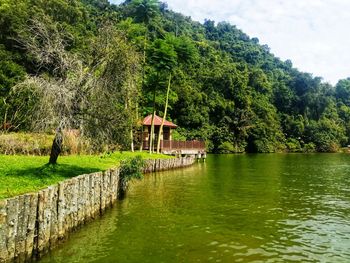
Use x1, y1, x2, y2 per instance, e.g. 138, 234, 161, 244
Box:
110, 0, 350, 84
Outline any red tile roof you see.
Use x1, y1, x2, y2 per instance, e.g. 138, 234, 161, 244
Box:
142, 114, 177, 128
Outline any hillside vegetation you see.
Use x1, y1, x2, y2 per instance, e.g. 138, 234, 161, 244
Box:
1, 0, 350, 153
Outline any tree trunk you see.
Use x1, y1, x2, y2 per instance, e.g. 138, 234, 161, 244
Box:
139, 124, 144, 152
149, 87, 157, 154
141, 31, 147, 100
149, 110, 156, 154
130, 129, 134, 152
2, 98, 8, 132
143, 31, 147, 65
128, 96, 135, 153
49, 129, 63, 164
157, 74, 172, 154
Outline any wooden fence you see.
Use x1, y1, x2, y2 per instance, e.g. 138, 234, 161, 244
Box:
143, 140, 205, 152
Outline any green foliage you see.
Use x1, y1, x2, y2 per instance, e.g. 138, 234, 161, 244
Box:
217, 141, 235, 154
281, 114, 304, 138
336, 78, 350, 106
286, 138, 302, 153
125, 0, 160, 24
1, 0, 349, 153
171, 129, 186, 141
305, 118, 347, 152
246, 93, 285, 153
148, 38, 177, 71
0, 45, 25, 96
119, 155, 145, 196
303, 142, 316, 153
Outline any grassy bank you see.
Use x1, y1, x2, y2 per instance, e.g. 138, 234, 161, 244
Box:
0, 152, 172, 199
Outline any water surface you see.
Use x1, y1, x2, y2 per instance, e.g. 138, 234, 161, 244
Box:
40, 154, 350, 262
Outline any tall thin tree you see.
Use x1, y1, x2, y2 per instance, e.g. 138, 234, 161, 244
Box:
156, 73, 171, 153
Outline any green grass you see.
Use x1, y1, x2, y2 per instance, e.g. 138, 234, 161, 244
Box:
0, 152, 172, 199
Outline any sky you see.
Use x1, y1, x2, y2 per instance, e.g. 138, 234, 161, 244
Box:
110, 0, 350, 85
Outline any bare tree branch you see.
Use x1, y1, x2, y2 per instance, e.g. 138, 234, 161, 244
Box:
10, 17, 141, 162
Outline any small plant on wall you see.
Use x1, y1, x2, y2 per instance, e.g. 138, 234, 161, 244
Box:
118, 155, 145, 199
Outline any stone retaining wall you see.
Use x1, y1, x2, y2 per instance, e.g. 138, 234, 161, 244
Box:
0, 157, 195, 263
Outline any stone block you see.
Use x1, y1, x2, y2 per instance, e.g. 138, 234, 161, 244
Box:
6, 196, 19, 260
88, 173, 94, 220
76, 176, 85, 226
92, 173, 101, 217
15, 195, 29, 261
0, 199, 8, 263
57, 181, 66, 239
48, 186, 58, 247
25, 193, 38, 261
37, 188, 52, 255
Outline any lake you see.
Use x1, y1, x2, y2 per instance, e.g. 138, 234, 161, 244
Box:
39, 154, 350, 262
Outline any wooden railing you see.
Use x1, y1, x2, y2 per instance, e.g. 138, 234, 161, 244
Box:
143, 140, 205, 151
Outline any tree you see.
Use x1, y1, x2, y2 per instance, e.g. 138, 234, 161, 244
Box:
123, 0, 161, 152
336, 78, 350, 105
126, 0, 160, 24
1, 0, 346, 154
147, 37, 177, 153
0, 45, 26, 129
13, 18, 140, 164
305, 118, 347, 152
156, 73, 171, 153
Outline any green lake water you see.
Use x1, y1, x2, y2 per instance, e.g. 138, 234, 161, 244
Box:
39, 154, 350, 262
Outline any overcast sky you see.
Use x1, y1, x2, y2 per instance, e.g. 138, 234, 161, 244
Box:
110, 0, 350, 85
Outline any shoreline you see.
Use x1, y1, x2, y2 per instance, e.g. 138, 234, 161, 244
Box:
0, 156, 196, 263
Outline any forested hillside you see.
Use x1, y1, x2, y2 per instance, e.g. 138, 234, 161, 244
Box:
1, 0, 350, 153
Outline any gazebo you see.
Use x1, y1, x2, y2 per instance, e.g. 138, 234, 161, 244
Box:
141, 114, 177, 149
141, 114, 206, 155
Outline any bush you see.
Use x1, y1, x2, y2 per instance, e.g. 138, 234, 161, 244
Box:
303, 142, 316, 153
249, 139, 276, 153
61, 130, 94, 155
217, 141, 235, 153
171, 129, 187, 141
118, 155, 145, 198
0, 132, 54, 155
0, 131, 96, 155
286, 138, 302, 152
304, 118, 347, 152
321, 142, 340, 153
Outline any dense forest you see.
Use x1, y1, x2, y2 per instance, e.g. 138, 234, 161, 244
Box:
1, 0, 350, 153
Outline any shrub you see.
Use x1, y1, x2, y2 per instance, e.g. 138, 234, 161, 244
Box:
171, 129, 187, 141
118, 155, 145, 198
217, 141, 235, 153
303, 142, 316, 153
61, 130, 94, 155
249, 139, 276, 153
0, 132, 54, 155
0, 131, 96, 155
304, 118, 347, 152
286, 138, 302, 152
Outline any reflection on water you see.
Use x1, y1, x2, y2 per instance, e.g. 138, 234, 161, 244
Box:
40, 154, 350, 262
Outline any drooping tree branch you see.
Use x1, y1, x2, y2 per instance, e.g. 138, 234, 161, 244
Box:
12, 18, 141, 163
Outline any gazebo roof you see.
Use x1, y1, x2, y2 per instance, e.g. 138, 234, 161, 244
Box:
142, 114, 177, 128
